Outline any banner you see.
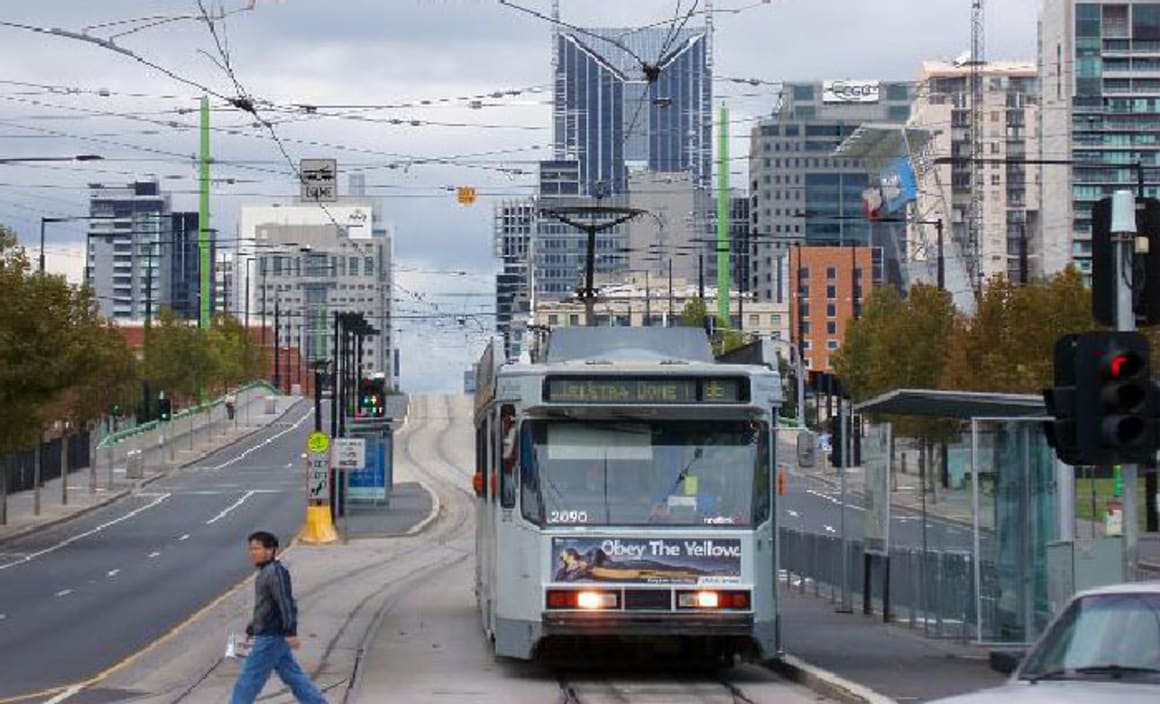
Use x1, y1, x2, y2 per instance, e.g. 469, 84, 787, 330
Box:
348, 435, 388, 501
879, 157, 917, 215
551, 537, 742, 585
823, 80, 880, 104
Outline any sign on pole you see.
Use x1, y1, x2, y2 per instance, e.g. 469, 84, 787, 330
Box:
307, 451, 330, 501
300, 159, 338, 202
334, 438, 366, 470
862, 424, 892, 555
307, 430, 330, 455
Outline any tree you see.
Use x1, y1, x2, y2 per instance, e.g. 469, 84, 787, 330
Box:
144, 308, 220, 405
833, 285, 904, 402
206, 313, 264, 392
680, 298, 708, 328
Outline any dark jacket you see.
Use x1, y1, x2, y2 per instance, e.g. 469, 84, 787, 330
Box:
246, 559, 298, 638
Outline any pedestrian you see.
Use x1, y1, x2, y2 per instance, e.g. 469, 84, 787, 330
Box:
230, 531, 327, 704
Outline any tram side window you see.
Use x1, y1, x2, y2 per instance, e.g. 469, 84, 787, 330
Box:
752, 426, 771, 524
475, 421, 488, 499
500, 405, 517, 508
520, 424, 544, 524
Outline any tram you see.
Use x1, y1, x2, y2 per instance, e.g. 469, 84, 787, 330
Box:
472, 327, 783, 662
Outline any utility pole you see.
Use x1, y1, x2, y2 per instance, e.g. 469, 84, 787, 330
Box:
716, 104, 731, 322
936, 219, 945, 291
198, 95, 212, 329
273, 298, 281, 393
1111, 191, 1140, 578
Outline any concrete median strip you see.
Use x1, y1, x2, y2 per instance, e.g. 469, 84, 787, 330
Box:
770, 653, 897, 704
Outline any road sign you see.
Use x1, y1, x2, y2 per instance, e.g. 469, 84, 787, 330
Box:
307, 430, 330, 455
456, 186, 476, 205
307, 451, 329, 501
300, 159, 338, 202
334, 437, 366, 470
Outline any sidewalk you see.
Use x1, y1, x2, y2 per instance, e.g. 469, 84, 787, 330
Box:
778, 588, 1005, 703
0, 390, 294, 544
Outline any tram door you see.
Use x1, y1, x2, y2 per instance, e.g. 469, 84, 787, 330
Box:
487, 404, 520, 645
474, 415, 493, 631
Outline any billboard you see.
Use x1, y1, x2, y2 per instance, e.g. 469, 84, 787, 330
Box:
823, 80, 881, 104
878, 157, 918, 215
551, 537, 742, 585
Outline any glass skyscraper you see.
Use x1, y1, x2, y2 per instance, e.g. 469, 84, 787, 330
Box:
554, 26, 711, 195
1040, 1, 1160, 277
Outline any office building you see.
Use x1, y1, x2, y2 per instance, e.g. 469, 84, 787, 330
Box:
244, 201, 394, 388
789, 245, 882, 373
1040, 1, 1160, 277
748, 81, 914, 303
87, 180, 204, 321
910, 61, 1040, 285
554, 26, 711, 195
494, 199, 536, 360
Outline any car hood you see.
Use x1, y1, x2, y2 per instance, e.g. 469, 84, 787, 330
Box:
931, 681, 1160, 703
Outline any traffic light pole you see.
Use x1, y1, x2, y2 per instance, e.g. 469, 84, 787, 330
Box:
838, 396, 852, 613
1113, 191, 1141, 579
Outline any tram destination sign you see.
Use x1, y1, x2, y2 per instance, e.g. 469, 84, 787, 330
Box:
543, 377, 747, 405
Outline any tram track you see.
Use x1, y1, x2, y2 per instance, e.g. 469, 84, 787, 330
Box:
555, 673, 760, 704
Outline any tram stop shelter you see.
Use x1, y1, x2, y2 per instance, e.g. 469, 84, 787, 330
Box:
829, 388, 1123, 646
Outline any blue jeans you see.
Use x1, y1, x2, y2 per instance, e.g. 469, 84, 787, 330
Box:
230, 636, 327, 704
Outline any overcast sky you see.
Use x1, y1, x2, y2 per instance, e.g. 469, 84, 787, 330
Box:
0, 0, 1039, 393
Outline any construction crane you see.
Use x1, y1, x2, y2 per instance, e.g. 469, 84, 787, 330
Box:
968, 0, 985, 294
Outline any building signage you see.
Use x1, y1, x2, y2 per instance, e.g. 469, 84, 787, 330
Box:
879, 156, 918, 215
550, 537, 742, 585
823, 80, 881, 104
544, 377, 747, 404
300, 159, 338, 202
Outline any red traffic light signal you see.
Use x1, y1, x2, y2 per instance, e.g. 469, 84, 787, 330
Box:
1070, 331, 1157, 464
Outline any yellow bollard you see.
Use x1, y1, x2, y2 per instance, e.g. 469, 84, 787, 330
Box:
298, 504, 338, 544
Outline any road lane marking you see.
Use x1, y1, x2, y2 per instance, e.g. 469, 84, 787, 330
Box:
179, 534, 190, 541
205, 490, 257, 525
107, 570, 119, 578
824, 525, 836, 534
206, 407, 313, 471
0, 493, 171, 572
147, 552, 161, 559
787, 510, 800, 518
55, 589, 72, 598
42, 685, 83, 704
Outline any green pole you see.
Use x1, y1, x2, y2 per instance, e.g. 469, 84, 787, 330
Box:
715, 104, 731, 323
1114, 465, 1123, 498
198, 95, 212, 329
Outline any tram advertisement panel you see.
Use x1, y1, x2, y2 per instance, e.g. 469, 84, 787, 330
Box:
551, 537, 742, 585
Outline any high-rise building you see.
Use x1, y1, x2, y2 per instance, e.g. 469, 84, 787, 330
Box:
1040, 1, 1160, 278
748, 81, 914, 303
554, 26, 711, 195
730, 193, 752, 296
910, 61, 1041, 285
494, 199, 535, 360
244, 202, 394, 388
86, 180, 202, 321
789, 245, 882, 373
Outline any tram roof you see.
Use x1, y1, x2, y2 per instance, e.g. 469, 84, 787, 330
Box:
542, 327, 715, 365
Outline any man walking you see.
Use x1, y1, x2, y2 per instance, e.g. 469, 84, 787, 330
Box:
231, 531, 327, 704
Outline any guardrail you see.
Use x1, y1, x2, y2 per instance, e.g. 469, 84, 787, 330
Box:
94, 382, 279, 489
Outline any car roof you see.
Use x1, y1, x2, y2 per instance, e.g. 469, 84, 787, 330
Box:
1075, 580, 1160, 598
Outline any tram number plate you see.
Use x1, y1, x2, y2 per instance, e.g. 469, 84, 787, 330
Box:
549, 510, 589, 524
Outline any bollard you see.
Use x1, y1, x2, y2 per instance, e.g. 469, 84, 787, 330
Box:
909, 549, 918, 629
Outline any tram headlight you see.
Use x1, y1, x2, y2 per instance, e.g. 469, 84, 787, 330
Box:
676, 590, 750, 610
576, 590, 618, 610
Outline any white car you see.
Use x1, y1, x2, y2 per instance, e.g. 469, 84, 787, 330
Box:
931, 582, 1160, 703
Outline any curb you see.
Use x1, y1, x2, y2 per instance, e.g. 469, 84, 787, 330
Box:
403, 479, 442, 537
0, 397, 303, 548
770, 653, 897, 704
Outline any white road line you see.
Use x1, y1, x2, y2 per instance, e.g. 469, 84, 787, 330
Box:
55, 589, 73, 597
206, 490, 257, 525
824, 525, 837, 534
206, 407, 313, 471
0, 613, 7, 620
179, 534, 190, 541
0, 493, 171, 572
787, 510, 800, 518
148, 551, 161, 559
43, 684, 84, 704
107, 569, 120, 577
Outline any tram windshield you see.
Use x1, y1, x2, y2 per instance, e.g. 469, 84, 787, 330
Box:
521, 419, 769, 527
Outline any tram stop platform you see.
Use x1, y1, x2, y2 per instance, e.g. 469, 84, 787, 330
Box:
339, 482, 436, 539
776, 589, 1005, 703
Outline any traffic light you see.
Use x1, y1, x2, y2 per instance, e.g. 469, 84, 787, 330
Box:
829, 415, 844, 468
1043, 334, 1080, 465
357, 378, 386, 419
1072, 331, 1157, 465
158, 396, 172, 423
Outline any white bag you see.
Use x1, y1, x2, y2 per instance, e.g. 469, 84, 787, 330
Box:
225, 633, 250, 659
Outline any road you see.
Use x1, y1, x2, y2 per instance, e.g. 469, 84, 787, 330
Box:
0, 400, 316, 701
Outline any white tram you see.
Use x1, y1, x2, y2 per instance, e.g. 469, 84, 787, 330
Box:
472, 327, 783, 662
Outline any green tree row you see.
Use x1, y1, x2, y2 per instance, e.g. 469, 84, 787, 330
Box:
832, 268, 1097, 438
0, 228, 266, 455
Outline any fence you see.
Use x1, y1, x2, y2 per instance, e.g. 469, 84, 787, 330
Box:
0, 433, 92, 495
